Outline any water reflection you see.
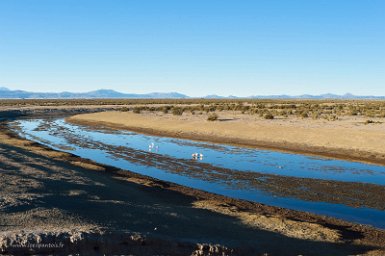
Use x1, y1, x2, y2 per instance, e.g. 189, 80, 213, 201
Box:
11, 118, 385, 229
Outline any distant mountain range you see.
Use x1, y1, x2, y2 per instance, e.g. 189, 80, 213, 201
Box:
1, 87, 385, 99
0, 87, 188, 99
197, 93, 385, 100
247, 93, 385, 100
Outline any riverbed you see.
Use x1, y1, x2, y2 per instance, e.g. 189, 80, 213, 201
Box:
10, 118, 385, 229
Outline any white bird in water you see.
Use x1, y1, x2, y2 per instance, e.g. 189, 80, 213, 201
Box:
192, 153, 204, 160
149, 143, 159, 152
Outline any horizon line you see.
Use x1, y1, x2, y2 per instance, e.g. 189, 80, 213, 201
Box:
2, 86, 385, 98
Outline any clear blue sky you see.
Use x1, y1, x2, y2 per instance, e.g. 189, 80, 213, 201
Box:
0, 0, 384, 96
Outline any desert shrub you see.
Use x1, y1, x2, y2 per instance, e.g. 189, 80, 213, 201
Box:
162, 106, 171, 114
120, 107, 130, 112
133, 107, 141, 114
264, 113, 274, 119
311, 112, 320, 119
366, 119, 375, 124
364, 119, 383, 124
366, 111, 376, 118
172, 107, 184, 116
281, 110, 288, 118
209, 106, 217, 112
250, 108, 258, 115
301, 112, 309, 118
207, 113, 219, 121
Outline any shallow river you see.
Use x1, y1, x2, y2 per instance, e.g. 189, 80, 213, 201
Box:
11, 118, 385, 229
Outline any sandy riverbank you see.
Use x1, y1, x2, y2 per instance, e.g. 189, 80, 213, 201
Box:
68, 111, 385, 165
1, 111, 385, 254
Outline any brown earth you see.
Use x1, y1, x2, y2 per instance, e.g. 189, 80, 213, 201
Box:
68, 111, 385, 165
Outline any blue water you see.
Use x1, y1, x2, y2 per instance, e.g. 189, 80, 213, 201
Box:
12, 118, 385, 229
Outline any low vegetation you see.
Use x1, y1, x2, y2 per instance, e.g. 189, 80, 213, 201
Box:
207, 113, 219, 121
172, 107, 184, 116
133, 107, 141, 114
264, 113, 274, 119
365, 119, 383, 124
3, 98, 385, 121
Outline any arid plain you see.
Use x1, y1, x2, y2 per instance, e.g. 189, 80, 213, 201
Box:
1, 99, 385, 255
